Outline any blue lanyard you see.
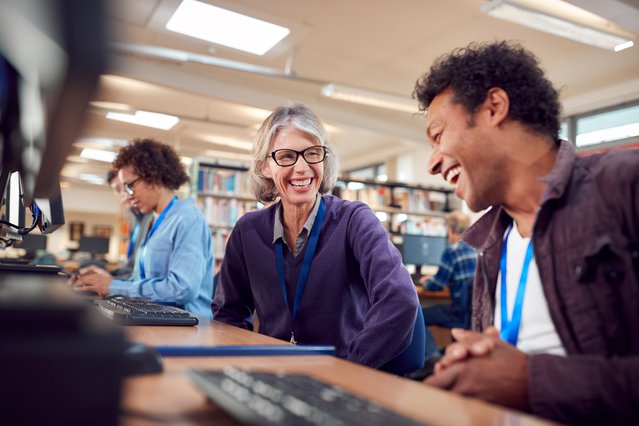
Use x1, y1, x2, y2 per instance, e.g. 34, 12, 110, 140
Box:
499, 225, 534, 346
275, 199, 326, 344
140, 196, 178, 280
127, 223, 140, 259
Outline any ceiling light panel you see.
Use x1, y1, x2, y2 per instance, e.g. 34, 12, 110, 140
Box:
106, 110, 180, 130
166, 0, 290, 55
481, 0, 635, 51
80, 148, 117, 163
321, 84, 417, 113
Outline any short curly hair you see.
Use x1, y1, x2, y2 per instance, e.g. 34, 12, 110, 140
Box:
113, 138, 189, 190
413, 41, 561, 140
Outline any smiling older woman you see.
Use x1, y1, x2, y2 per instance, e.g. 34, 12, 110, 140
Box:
71, 138, 214, 318
212, 103, 420, 369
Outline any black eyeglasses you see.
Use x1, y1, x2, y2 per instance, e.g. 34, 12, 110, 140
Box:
123, 177, 142, 196
270, 146, 329, 167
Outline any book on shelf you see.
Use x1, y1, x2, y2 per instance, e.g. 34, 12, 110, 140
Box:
197, 197, 257, 228
197, 167, 249, 195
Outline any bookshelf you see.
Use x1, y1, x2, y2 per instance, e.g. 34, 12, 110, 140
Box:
333, 177, 455, 236
191, 160, 260, 261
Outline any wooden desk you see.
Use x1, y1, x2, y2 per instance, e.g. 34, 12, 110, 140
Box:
126, 320, 287, 347
417, 286, 451, 309
417, 286, 451, 300
122, 323, 554, 426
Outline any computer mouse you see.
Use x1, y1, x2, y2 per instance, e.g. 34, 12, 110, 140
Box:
122, 343, 164, 376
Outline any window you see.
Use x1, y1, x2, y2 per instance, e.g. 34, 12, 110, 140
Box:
574, 102, 639, 149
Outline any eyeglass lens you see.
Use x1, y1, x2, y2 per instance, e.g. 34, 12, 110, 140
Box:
124, 178, 141, 195
272, 146, 326, 166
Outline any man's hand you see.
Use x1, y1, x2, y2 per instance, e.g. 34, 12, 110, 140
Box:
418, 274, 433, 285
71, 265, 112, 296
424, 329, 531, 412
435, 327, 500, 373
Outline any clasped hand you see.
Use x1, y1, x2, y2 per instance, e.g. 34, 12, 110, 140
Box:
424, 327, 531, 412
67, 265, 112, 296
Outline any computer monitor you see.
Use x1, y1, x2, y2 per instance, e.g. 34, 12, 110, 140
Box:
0, 0, 106, 245
14, 234, 47, 251
401, 234, 448, 275
78, 236, 110, 257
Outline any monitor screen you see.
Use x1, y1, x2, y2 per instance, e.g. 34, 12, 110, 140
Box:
401, 234, 447, 267
78, 236, 110, 255
14, 234, 47, 251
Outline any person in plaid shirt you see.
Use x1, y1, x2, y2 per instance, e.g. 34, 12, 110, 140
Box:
421, 211, 476, 357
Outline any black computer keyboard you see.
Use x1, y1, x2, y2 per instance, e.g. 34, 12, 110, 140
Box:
95, 296, 199, 326
188, 368, 427, 426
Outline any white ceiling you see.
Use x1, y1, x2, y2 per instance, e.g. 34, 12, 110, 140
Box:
64, 0, 639, 189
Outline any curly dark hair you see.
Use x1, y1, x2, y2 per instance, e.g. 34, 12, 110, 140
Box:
106, 168, 118, 184
113, 138, 189, 190
413, 41, 561, 140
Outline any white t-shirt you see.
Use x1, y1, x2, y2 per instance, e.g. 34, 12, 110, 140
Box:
494, 221, 566, 356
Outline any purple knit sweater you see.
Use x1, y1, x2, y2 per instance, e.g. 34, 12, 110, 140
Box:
212, 195, 419, 368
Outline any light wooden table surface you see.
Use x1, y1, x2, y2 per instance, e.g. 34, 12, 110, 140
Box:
122, 321, 555, 426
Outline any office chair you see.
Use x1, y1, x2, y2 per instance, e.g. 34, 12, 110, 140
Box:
379, 306, 426, 376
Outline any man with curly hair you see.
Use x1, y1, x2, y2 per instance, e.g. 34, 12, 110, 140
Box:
71, 138, 214, 318
414, 41, 639, 424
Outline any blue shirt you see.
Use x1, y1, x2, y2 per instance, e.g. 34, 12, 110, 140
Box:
110, 198, 214, 318
424, 240, 477, 311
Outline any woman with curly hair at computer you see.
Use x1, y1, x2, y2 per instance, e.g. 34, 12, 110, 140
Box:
71, 138, 214, 318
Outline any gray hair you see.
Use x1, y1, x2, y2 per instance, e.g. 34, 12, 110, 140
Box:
248, 103, 340, 203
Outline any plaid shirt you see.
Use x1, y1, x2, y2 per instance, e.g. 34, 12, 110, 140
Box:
424, 240, 477, 311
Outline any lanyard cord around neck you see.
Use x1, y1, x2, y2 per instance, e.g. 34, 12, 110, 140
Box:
274, 199, 326, 344
127, 223, 140, 259
139, 196, 178, 280
499, 224, 534, 346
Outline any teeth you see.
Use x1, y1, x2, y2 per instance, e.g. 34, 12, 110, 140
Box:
445, 166, 461, 185
291, 178, 311, 187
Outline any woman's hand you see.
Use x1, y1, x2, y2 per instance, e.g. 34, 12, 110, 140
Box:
71, 265, 112, 296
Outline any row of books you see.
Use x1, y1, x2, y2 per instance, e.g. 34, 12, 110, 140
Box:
338, 187, 392, 208
339, 186, 449, 213
392, 189, 449, 212
196, 167, 250, 195
211, 228, 232, 260
397, 217, 448, 237
196, 197, 259, 228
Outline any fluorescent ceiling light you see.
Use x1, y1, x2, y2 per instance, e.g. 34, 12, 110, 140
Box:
106, 110, 179, 130
76, 137, 128, 149
80, 148, 116, 163
321, 84, 417, 113
78, 174, 107, 185
166, 0, 290, 55
481, 0, 635, 51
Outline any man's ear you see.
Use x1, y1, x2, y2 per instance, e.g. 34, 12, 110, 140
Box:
483, 87, 509, 126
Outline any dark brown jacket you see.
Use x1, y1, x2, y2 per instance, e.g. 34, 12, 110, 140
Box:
464, 140, 639, 425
